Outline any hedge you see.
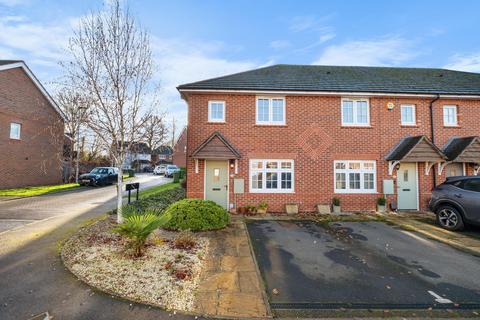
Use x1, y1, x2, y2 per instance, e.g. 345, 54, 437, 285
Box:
163, 199, 229, 231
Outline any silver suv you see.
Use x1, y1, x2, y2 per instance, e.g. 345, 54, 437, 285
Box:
429, 176, 480, 231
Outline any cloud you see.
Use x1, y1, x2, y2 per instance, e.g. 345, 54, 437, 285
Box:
312, 37, 417, 66
151, 37, 270, 126
0, 0, 30, 6
289, 14, 334, 33
444, 53, 480, 72
270, 40, 290, 50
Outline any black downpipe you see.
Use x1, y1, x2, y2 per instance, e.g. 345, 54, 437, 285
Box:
429, 95, 440, 187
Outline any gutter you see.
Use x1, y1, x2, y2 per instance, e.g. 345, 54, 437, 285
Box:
429, 94, 440, 187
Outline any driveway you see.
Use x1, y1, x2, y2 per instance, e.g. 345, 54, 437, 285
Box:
247, 220, 480, 312
0, 174, 197, 320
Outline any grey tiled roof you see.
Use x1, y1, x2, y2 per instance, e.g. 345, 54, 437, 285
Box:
0, 60, 22, 66
443, 136, 478, 160
386, 136, 425, 161
178, 64, 480, 95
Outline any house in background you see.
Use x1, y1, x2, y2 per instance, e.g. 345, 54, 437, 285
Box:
0, 60, 65, 189
122, 142, 152, 171
178, 64, 480, 212
152, 145, 173, 165
173, 127, 187, 168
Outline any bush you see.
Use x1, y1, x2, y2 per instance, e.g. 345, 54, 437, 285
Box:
163, 199, 229, 231
113, 212, 170, 257
173, 171, 180, 183
332, 197, 341, 206
180, 178, 187, 189
377, 197, 386, 205
129, 187, 185, 215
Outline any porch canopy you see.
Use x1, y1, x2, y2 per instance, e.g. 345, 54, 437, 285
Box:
191, 131, 241, 160
386, 135, 447, 175
441, 136, 480, 174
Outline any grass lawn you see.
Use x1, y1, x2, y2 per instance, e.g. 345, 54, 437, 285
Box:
138, 182, 180, 199
0, 183, 80, 197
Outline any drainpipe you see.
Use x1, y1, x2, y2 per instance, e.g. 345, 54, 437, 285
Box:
429, 94, 440, 187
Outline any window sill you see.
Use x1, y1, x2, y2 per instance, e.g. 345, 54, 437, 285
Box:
9, 138, 21, 141
400, 124, 419, 128
249, 190, 294, 194
206, 121, 226, 124
334, 190, 377, 194
443, 125, 461, 128
340, 125, 372, 129
253, 124, 288, 127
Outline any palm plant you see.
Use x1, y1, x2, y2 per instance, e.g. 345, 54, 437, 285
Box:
113, 212, 170, 257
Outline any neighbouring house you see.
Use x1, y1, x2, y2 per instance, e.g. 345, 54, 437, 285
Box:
172, 127, 187, 168
0, 60, 65, 189
122, 142, 152, 172
178, 64, 480, 212
152, 145, 173, 165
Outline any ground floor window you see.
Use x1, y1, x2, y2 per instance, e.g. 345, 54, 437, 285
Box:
250, 159, 294, 193
334, 160, 376, 193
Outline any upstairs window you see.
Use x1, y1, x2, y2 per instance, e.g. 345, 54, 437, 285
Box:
443, 105, 458, 126
341, 98, 370, 126
208, 101, 225, 122
10, 123, 21, 140
401, 104, 416, 125
256, 97, 285, 125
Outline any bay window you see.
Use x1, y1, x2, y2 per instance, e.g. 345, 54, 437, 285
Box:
250, 159, 294, 193
334, 160, 376, 193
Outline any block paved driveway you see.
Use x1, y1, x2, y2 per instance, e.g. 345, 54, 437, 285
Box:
0, 174, 199, 320
247, 220, 480, 312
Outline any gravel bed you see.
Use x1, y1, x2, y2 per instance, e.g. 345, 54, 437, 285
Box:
62, 217, 209, 311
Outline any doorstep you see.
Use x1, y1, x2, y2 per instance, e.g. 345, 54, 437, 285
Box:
193, 216, 271, 318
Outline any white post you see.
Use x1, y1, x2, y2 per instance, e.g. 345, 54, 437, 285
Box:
117, 166, 124, 223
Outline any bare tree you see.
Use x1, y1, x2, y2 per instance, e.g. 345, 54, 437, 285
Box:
63, 0, 155, 223
56, 86, 90, 183
142, 113, 168, 154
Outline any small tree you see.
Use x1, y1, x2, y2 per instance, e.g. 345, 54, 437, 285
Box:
63, 0, 155, 223
142, 113, 168, 155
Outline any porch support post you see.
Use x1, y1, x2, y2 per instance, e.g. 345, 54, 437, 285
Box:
195, 159, 199, 174
438, 161, 449, 175
474, 163, 480, 176
424, 161, 436, 175
388, 160, 400, 176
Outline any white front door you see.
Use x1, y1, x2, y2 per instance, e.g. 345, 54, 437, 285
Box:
397, 163, 418, 210
205, 160, 229, 209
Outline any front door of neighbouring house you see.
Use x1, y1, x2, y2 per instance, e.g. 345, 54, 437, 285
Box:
205, 160, 229, 209
397, 163, 418, 210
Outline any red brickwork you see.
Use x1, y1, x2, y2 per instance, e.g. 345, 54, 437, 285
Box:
185, 93, 479, 212
0, 67, 64, 189
173, 128, 187, 168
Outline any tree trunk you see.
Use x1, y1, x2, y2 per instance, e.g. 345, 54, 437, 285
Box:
117, 167, 124, 223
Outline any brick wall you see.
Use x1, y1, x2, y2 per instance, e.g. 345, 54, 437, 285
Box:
185, 93, 480, 212
0, 67, 64, 189
173, 128, 187, 168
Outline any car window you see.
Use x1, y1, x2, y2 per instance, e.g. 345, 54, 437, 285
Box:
91, 168, 108, 174
463, 179, 480, 192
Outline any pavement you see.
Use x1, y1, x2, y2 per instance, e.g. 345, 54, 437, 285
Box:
193, 216, 270, 318
247, 220, 480, 316
0, 174, 199, 320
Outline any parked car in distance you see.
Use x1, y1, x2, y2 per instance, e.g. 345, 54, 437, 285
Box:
165, 164, 180, 178
79, 167, 118, 186
429, 176, 480, 231
153, 165, 166, 175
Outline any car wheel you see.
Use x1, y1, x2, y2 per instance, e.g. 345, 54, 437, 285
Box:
436, 205, 465, 231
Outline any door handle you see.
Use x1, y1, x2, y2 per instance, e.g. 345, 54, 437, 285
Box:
454, 193, 463, 198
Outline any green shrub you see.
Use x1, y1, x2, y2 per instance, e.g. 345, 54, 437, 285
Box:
129, 187, 185, 215
173, 171, 180, 183
113, 212, 170, 257
163, 199, 229, 231
377, 197, 386, 206
332, 197, 341, 206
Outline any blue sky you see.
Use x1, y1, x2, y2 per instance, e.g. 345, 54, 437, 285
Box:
1, 0, 480, 127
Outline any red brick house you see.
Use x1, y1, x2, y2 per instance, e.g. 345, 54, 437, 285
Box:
173, 127, 187, 168
178, 65, 480, 212
0, 60, 65, 189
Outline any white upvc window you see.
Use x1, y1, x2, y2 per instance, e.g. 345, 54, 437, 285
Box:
443, 105, 458, 126
400, 104, 416, 125
10, 122, 21, 140
256, 97, 285, 125
208, 101, 225, 122
341, 98, 370, 126
334, 160, 376, 193
250, 159, 294, 193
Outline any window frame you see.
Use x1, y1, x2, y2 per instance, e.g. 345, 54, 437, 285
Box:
341, 98, 370, 127
255, 96, 286, 125
208, 100, 226, 123
400, 104, 416, 125
249, 159, 294, 193
334, 160, 377, 194
10, 122, 21, 140
443, 105, 458, 127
